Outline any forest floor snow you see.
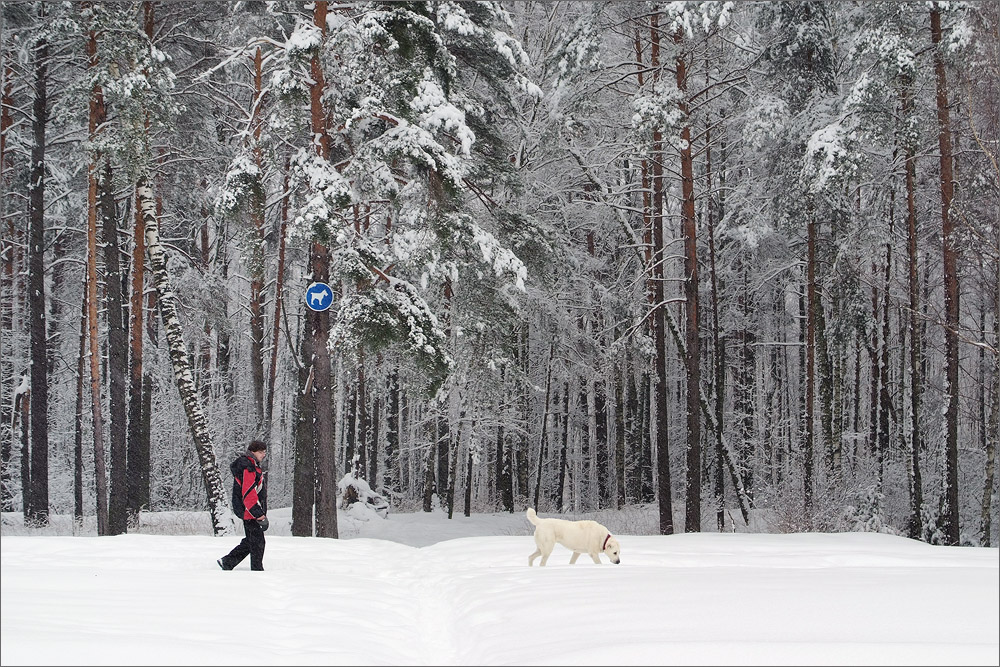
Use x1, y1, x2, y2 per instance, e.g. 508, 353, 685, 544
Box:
1, 506, 998, 666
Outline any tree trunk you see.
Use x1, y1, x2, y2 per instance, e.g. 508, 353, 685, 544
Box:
1, 61, 16, 514
17, 381, 29, 520
640, 372, 654, 503
902, 87, 923, 537
614, 366, 626, 510
198, 206, 212, 400
625, 367, 640, 503
423, 419, 436, 512
292, 319, 315, 537
556, 381, 569, 512
578, 377, 591, 509
516, 327, 530, 499
980, 265, 998, 546
27, 33, 49, 527
74, 278, 87, 523
345, 385, 356, 473
248, 46, 266, 431
446, 411, 461, 519
463, 444, 473, 518
45, 238, 62, 381
651, 9, 674, 535
662, 294, 752, 524
931, 6, 961, 546
265, 168, 290, 437
216, 236, 232, 401
123, 0, 156, 526
981, 351, 998, 547
869, 272, 881, 474
369, 391, 380, 484
139, 179, 232, 535
358, 359, 370, 480
384, 370, 400, 498
630, 27, 649, 511
308, 0, 338, 539
816, 278, 835, 480
595, 379, 609, 508
735, 252, 757, 509
102, 161, 129, 536
878, 194, 895, 492
674, 27, 701, 534
496, 362, 513, 512
706, 113, 726, 532
126, 185, 149, 521
804, 207, 817, 515
532, 339, 555, 510
311, 243, 337, 537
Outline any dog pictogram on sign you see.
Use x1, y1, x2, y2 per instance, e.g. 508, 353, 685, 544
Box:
305, 282, 334, 312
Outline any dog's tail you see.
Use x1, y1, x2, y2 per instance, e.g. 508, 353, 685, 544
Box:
526, 507, 539, 525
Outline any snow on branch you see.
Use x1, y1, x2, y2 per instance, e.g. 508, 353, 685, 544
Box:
332, 276, 453, 396
288, 148, 354, 243
412, 70, 476, 157
442, 213, 527, 292
632, 81, 685, 143
215, 153, 263, 216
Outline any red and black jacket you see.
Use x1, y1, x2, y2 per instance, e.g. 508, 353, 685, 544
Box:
231, 453, 267, 520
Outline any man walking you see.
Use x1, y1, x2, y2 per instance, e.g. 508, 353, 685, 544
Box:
218, 440, 269, 571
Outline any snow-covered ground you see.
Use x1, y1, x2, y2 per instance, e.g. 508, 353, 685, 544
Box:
1, 506, 998, 666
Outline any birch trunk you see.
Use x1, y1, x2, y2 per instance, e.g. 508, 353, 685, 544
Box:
138, 179, 232, 536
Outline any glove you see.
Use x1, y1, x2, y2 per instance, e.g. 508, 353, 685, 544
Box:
257, 516, 269, 532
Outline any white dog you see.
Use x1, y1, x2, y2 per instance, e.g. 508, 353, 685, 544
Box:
526, 508, 621, 566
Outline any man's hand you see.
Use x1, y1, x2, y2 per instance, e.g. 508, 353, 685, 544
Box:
257, 516, 269, 532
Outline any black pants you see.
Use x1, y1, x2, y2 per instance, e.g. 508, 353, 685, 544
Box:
221, 519, 266, 570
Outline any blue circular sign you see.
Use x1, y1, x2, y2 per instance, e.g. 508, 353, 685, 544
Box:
305, 282, 334, 312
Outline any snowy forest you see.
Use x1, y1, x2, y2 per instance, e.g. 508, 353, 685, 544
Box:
1, 0, 997, 547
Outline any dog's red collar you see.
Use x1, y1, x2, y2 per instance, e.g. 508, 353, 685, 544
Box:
602, 534, 611, 550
